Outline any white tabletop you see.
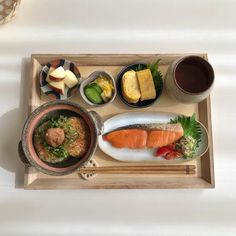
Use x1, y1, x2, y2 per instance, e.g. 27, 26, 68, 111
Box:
0, 0, 235, 235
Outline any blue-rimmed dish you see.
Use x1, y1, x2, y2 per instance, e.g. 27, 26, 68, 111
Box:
40, 59, 81, 100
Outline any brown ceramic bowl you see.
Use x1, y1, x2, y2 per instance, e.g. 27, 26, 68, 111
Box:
18, 101, 103, 176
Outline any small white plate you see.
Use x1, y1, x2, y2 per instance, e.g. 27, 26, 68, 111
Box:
98, 112, 209, 163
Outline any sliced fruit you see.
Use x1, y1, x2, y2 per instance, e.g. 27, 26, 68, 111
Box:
46, 67, 56, 83
49, 66, 66, 82
49, 80, 65, 94
64, 70, 79, 88
84, 86, 103, 104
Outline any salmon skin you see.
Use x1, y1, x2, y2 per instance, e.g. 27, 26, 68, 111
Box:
103, 123, 183, 134
103, 123, 183, 149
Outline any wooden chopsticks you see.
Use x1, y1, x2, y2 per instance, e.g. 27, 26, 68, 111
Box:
77, 165, 196, 175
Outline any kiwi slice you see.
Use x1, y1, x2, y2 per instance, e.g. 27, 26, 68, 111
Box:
84, 86, 103, 104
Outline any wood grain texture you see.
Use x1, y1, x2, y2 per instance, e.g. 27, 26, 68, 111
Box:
24, 54, 215, 189
78, 165, 196, 175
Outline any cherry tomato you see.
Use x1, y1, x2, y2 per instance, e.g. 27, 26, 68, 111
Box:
165, 151, 183, 160
156, 146, 172, 157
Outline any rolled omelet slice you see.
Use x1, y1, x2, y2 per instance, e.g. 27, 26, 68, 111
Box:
121, 70, 141, 103
136, 69, 156, 101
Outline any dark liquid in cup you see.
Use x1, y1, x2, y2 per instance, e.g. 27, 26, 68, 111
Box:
175, 57, 214, 93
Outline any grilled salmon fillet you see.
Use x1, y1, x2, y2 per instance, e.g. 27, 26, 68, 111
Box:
103, 123, 183, 149
103, 129, 148, 149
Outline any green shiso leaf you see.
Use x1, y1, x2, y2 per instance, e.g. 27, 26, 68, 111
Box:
147, 59, 163, 91
136, 64, 146, 71
170, 114, 202, 147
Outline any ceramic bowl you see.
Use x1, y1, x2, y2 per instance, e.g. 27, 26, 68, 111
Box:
40, 59, 81, 100
80, 71, 116, 107
116, 63, 163, 108
165, 56, 214, 103
18, 101, 103, 176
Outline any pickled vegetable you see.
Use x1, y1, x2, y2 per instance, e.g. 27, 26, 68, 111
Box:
84, 86, 103, 104
89, 83, 103, 94
94, 76, 114, 101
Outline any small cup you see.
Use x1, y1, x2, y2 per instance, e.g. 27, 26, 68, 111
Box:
80, 71, 116, 107
165, 56, 214, 103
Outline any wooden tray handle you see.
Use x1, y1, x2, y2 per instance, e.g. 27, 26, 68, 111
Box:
18, 141, 31, 166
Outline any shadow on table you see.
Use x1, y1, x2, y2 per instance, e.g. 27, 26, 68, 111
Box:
0, 58, 31, 188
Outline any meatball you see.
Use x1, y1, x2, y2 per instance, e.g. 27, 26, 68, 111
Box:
45, 128, 65, 147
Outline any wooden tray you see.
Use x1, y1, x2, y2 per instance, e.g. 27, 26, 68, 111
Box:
24, 54, 214, 189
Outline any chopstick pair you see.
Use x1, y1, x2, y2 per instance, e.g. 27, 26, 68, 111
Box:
77, 165, 196, 175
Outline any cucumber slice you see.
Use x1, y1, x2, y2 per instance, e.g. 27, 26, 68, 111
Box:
84, 86, 103, 104
89, 83, 103, 94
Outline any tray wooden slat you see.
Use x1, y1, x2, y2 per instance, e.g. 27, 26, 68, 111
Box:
24, 54, 214, 189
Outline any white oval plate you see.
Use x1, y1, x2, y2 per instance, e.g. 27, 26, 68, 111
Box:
98, 112, 209, 163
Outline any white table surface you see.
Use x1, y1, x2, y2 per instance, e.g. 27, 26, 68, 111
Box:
0, 0, 236, 235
